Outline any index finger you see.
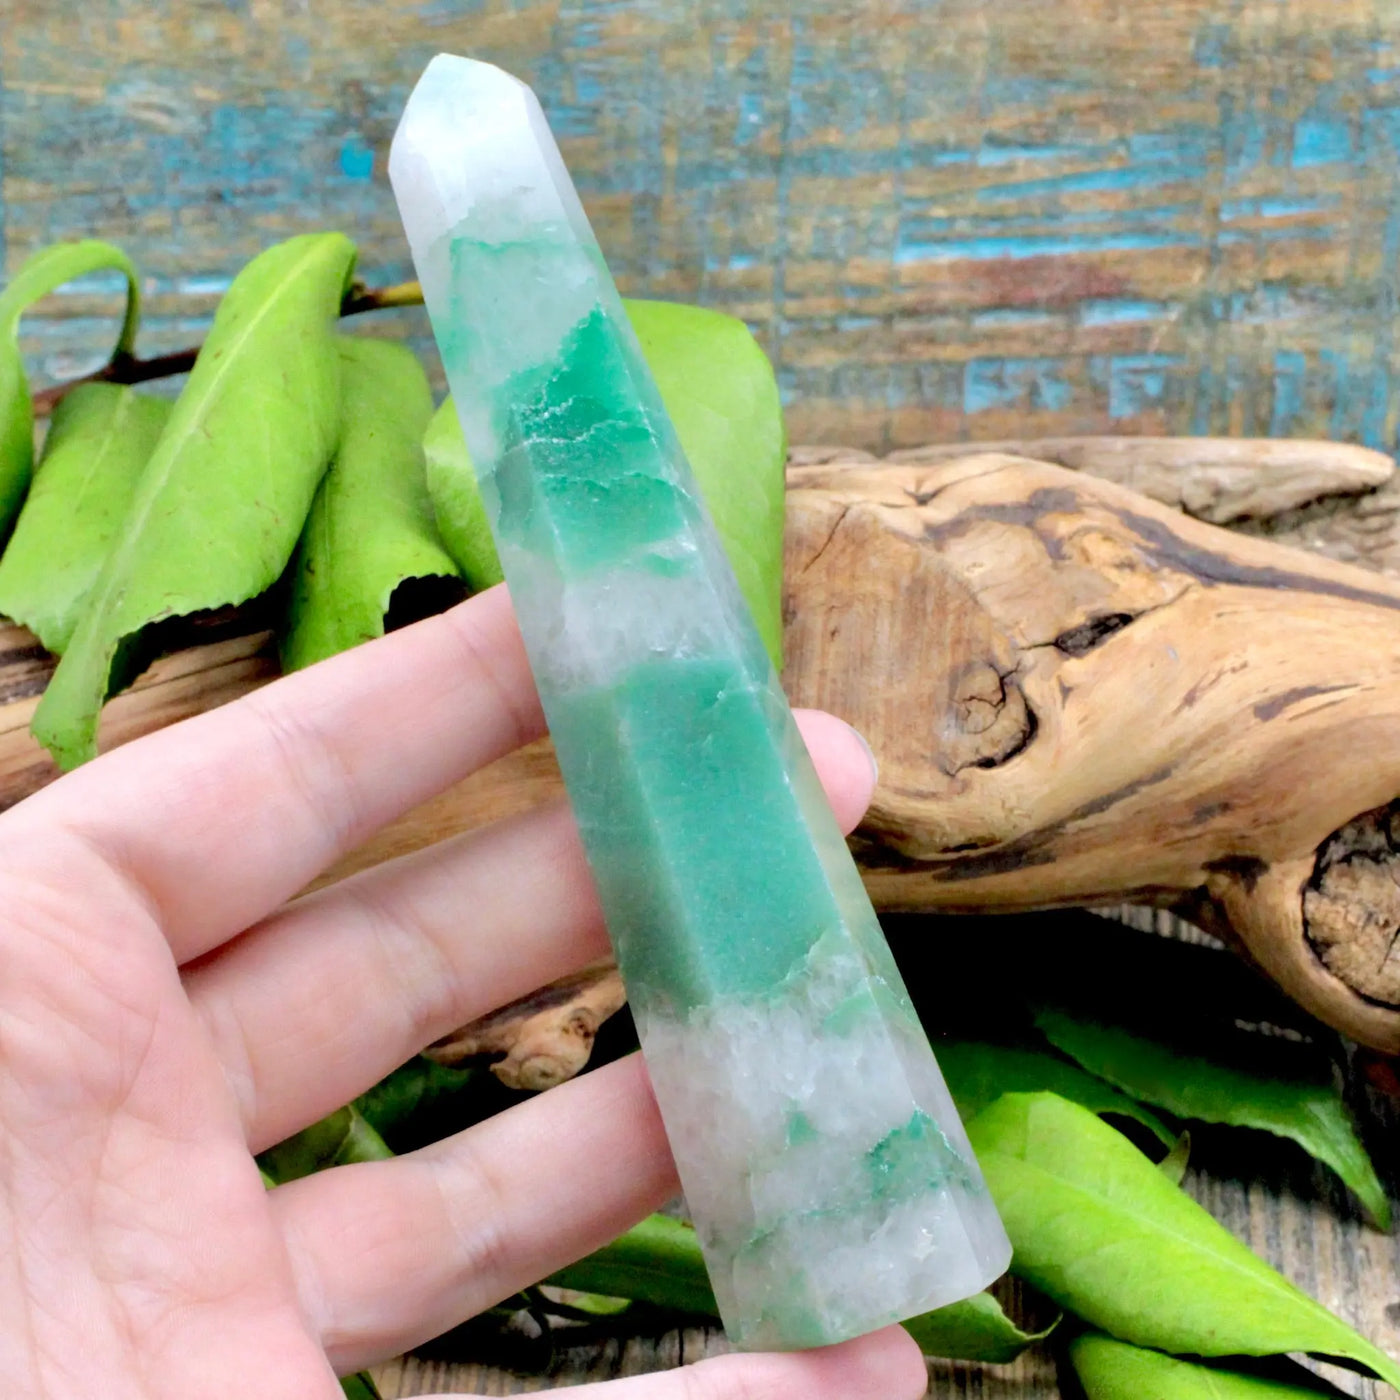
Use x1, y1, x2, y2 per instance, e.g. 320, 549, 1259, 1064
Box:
17, 585, 543, 963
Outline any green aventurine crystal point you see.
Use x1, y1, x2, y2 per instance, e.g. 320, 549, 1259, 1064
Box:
389, 54, 1011, 1351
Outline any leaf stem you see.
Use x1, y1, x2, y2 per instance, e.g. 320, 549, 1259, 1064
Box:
30, 279, 427, 417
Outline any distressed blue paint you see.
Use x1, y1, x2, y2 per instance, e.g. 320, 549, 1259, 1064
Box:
1220, 195, 1335, 220
1293, 117, 1354, 167
1080, 299, 1171, 326
704, 251, 759, 271
1193, 23, 1231, 69
1322, 350, 1352, 442
734, 91, 766, 147
897, 229, 1191, 265
1269, 351, 1307, 438
1092, 354, 1185, 421
976, 140, 1097, 166
971, 308, 1058, 328
964, 358, 1073, 415
975, 163, 1196, 203
339, 135, 374, 181
903, 201, 1200, 236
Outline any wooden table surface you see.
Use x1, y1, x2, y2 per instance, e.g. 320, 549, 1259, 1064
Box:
5, 1, 1400, 1395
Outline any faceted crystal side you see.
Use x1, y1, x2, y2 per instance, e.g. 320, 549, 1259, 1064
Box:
390, 53, 1011, 1351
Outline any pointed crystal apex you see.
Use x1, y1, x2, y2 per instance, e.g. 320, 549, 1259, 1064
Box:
389, 54, 594, 267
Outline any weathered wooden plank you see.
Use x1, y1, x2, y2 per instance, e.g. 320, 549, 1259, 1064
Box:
7, 1, 1400, 453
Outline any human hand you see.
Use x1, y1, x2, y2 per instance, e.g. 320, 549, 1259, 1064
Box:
0, 585, 926, 1400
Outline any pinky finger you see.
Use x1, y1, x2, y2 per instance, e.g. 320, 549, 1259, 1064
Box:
415, 1325, 928, 1400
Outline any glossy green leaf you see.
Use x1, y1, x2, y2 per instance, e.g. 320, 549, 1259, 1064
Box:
281, 337, 459, 671
903, 1290, 1057, 1364
937, 1038, 1174, 1147
32, 233, 356, 768
423, 396, 503, 593
0, 239, 140, 538
0, 384, 170, 653
967, 1093, 1400, 1389
548, 1212, 1043, 1363
1036, 1010, 1390, 1229
427, 297, 787, 665
257, 1104, 393, 1186
1070, 1332, 1342, 1399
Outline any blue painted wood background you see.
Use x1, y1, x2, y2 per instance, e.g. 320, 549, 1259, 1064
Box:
5, 0, 1400, 454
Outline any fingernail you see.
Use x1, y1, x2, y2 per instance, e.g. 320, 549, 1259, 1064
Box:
841, 718, 879, 786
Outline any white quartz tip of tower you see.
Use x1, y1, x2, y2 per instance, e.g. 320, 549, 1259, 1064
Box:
388, 53, 593, 265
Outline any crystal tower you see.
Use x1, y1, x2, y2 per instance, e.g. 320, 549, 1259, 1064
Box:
389, 55, 1010, 1351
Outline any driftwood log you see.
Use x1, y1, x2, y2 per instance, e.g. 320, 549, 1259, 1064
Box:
0, 437, 1399, 1064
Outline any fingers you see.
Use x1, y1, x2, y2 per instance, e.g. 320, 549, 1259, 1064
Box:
274, 1056, 677, 1372
189, 709, 878, 1152
437, 1326, 930, 1400
22, 587, 543, 964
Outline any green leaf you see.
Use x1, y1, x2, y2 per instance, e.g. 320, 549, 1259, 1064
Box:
31, 233, 356, 769
967, 1093, 1400, 1390
937, 1038, 1174, 1147
0, 239, 140, 538
352, 1055, 486, 1154
281, 337, 459, 671
548, 1212, 1044, 1363
256, 1103, 393, 1185
426, 297, 787, 665
626, 299, 786, 667
1035, 1009, 1391, 1229
339, 1373, 383, 1400
422, 395, 504, 593
903, 1290, 1057, 1364
546, 1213, 719, 1318
1070, 1332, 1343, 1399
539, 1287, 633, 1318
0, 384, 170, 652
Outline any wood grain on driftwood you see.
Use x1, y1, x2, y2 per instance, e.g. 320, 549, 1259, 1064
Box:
783, 452, 1400, 1052
0, 439, 1398, 1058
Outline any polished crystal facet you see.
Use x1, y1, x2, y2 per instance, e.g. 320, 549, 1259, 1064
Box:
389, 54, 1011, 1351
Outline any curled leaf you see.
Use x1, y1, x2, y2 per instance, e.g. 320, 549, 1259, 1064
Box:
967, 1093, 1400, 1390
427, 298, 787, 665
0, 239, 140, 537
32, 233, 356, 768
1070, 1331, 1344, 1399
281, 337, 459, 671
0, 384, 170, 653
1035, 1009, 1390, 1229
257, 1104, 392, 1185
903, 1290, 1057, 1364
1158, 1132, 1192, 1186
